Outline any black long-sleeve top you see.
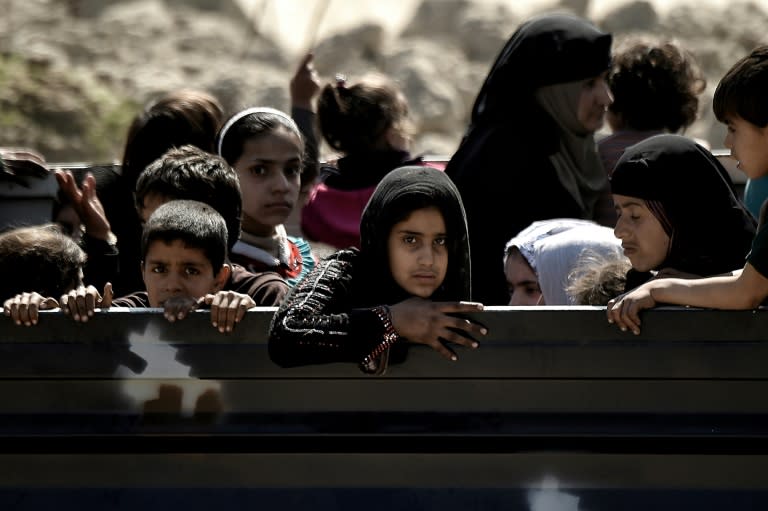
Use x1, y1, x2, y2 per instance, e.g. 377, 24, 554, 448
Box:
268, 249, 389, 368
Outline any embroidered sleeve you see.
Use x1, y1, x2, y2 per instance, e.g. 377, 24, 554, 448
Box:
268, 250, 394, 368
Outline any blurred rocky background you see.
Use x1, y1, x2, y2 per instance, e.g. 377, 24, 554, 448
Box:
1, 0, 766, 163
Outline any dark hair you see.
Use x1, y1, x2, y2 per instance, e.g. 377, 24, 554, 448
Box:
141, 200, 228, 274
217, 107, 305, 166
359, 166, 471, 304
713, 45, 768, 127
317, 73, 411, 154
122, 89, 224, 184
0, 224, 86, 299
134, 145, 242, 250
608, 37, 705, 132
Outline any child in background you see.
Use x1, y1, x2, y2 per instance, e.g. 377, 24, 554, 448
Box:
606, 47, 768, 334
217, 107, 315, 287
5, 201, 256, 334
598, 36, 706, 175
109, 89, 226, 295
301, 73, 427, 250
269, 166, 486, 374
503, 219, 623, 305
133, 145, 288, 306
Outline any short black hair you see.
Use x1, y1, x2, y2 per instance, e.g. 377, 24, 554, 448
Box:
141, 200, 228, 273
713, 45, 768, 127
135, 145, 242, 250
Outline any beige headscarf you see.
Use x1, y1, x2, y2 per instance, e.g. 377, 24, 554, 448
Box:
535, 81, 608, 218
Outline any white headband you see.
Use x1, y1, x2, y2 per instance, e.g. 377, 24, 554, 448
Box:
217, 106, 300, 157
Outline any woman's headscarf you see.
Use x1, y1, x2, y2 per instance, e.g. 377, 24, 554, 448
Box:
505, 219, 622, 305
610, 134, 756, 277
356, 166, 471, 306
471, 13, 612, 127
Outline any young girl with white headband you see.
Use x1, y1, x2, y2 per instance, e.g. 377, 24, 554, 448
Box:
217, 107, 316, 287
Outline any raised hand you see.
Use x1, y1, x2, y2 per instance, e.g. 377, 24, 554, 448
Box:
54, 170, 113, 241
290, 52, 321, 110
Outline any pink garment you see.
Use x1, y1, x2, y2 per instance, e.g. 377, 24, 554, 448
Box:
301, 184, 377, 249
301, 160, 446, 250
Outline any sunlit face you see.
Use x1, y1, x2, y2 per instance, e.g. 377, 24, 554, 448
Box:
142, 239, 229, 308
577, 72, 613, 133
233, 127, 302, 237
387, 206, 448, 299
723, 115, 768, 180
504, 248, 542, 306
613, 194, 671, 272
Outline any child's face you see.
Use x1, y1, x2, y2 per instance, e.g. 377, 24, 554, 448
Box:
233, 128, 302, 237
504, 248, 542, 306
142, 239, 228, 308
613, 194, 670, 272
577, 71, 613, 133
723, 115, 768, 180
387, 206, 448, 299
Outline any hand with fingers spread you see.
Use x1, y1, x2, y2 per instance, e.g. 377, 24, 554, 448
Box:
60, 283, 113, 322
54, 170, 114, 241
4, 292, 59, 326
201, 290, 256, 333
290, 52, 321, 110
605, 284, 656, 335
389, 297, 487, 361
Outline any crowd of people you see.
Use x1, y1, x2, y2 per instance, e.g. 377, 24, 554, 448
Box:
3, 12, 768, 372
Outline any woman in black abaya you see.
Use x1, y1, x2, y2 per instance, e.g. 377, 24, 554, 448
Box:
446, 13, 614, 305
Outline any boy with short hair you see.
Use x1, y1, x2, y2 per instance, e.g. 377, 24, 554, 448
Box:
133, 145, 288, 305
57, 145, 288, 305
6, 201, 256, 333
606, 46, 768, 334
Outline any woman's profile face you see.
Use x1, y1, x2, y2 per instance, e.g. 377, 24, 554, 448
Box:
577, 72, 613, 133
613, 194, 670, 272
387, 206, 448, 299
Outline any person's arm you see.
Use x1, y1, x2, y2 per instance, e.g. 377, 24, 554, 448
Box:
290, 52, 321, 192
226, 264, 288, 306
268, 251, 387, 367
606, 264, 768, 334
55, 170, 119, 289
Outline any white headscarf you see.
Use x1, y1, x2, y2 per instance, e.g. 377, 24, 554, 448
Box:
505, 219, 623, 305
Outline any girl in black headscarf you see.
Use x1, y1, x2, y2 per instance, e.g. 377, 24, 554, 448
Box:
446, 13, 614, 305
611, 134, 756, 291
269, 166, 485, 373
